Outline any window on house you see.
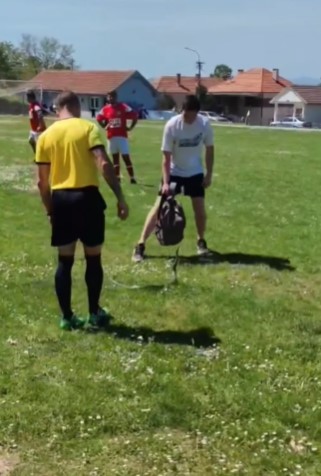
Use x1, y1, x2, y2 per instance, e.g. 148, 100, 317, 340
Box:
90, 97, 100, 110
245, 96, 261, 107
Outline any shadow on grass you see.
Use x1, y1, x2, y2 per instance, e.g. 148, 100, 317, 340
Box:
146, 250, 295, 272
88, 319, 221, 349
108, 277, 175, 292
138, 182, 157, 189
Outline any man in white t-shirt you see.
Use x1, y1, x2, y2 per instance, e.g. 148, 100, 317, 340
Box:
132, 95, 214, 263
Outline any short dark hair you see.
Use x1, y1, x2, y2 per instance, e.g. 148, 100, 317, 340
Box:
108, 90, 117, 98
55, 91, 80, 111
182, 95, 200, 112
26, 90, 36, 100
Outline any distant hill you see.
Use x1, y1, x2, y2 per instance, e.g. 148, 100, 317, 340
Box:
291, 76, 320, 86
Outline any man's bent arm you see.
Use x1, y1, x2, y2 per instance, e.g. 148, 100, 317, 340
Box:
128, 117, 138, 131
128, 112, 138, 131
205, 145, 214, 178
35, 107, 46, 132
37, 164, 52, 215
126, 108, 138, 131
96, 110, 108, 129
91, 146, 125, 203
37, 116, 46, 132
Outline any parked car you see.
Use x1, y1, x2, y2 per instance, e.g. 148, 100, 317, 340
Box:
199, 111, 233, 123
270, 117, 312, 128
145, 110, 178, 121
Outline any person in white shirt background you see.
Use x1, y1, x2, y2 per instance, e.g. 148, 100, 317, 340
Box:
132, 95, 214, 263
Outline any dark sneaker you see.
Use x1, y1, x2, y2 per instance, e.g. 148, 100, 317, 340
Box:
132, 243, 145, 263
130, 178, 137, 184
60, 315, 86, 331
88, 307, 112, 329
197, 239, 209, 256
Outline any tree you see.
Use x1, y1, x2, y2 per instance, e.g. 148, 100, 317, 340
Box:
0, 35, 77, 80
196, 84, 208, 108
211, 64, 233, 80
0, 42, 23, 79
156, 93, 176, 110
19, 34, 77, 76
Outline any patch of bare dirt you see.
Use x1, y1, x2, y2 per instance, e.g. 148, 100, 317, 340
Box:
0, 453, 19, 475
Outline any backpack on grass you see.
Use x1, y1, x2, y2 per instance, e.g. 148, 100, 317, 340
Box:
155, 194, 186, 246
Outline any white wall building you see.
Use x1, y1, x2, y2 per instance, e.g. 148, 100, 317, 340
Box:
271, 86, 321, 126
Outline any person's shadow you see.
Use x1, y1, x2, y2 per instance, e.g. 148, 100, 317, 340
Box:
88, 319, 220, 349
147, 249, 295, 272
95, 250, 294, 347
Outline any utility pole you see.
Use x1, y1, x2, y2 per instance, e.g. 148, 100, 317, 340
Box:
184, 47, 205, 90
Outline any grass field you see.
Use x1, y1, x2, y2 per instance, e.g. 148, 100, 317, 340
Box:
1, 117, 321, 475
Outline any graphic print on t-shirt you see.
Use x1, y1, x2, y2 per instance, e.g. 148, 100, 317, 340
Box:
109, 118, 122, 128
178, 133, 203, 148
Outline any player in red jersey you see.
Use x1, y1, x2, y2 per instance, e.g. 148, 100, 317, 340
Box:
97, 91, 138, 184
27, 90, 47, 154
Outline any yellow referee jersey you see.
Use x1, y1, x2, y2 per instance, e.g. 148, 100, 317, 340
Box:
35, 118, 104, 190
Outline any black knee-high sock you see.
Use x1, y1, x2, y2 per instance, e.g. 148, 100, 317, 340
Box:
113, 154, 120, 179
55, 255, 74, 319
85, 255, 103, 315
122, 155, 135, 178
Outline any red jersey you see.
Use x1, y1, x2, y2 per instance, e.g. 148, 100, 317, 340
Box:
97, 103, 138, 139
29, 101, 46, 133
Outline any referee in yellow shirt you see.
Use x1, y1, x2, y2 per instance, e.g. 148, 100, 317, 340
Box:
35, 91, 129, 331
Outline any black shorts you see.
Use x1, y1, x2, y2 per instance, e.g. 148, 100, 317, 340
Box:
51, 186, 107, 247
159, 173, 205, 198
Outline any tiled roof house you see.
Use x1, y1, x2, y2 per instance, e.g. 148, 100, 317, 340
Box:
30, 70, 158, 113
153, 74, 222, 108
208, 68, 292, 124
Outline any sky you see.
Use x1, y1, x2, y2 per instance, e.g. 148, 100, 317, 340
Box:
2, 0, 321, 82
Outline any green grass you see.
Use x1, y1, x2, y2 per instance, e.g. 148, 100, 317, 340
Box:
0, 117, 321, 475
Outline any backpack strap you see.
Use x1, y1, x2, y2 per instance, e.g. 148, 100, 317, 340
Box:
157, 194, 167, 220
157, 182, 177, 219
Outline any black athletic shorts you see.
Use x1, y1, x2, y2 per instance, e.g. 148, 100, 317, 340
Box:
159, 173, 205, 198
51, 186, 107, 247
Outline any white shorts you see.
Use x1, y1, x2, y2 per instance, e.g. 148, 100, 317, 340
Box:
29, 131, 42, 142
108, 137, 130, 155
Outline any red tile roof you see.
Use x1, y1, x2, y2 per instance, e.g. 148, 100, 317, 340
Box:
292, 86, 321, 105
153, 75, 222, 94
209, 68, 292, 95
30, 70, 137, 95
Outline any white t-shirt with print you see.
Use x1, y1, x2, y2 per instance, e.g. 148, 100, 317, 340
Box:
161, 114, 214, 177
